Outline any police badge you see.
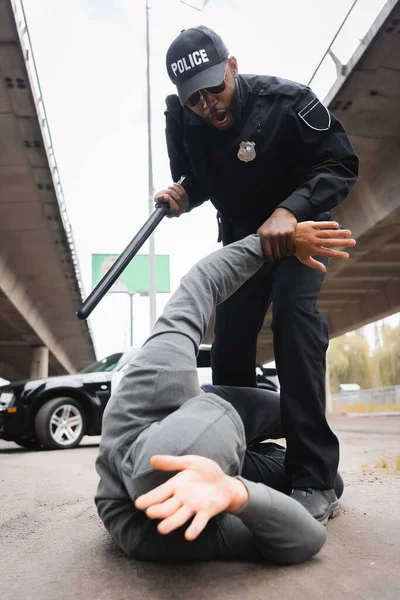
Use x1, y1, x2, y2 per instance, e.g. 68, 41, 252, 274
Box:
237, 141, 256, 162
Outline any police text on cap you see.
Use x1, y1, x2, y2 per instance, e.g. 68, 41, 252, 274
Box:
170, 49, 209, 76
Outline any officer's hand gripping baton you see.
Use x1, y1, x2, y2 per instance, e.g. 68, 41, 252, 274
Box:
76, 175, 190, 320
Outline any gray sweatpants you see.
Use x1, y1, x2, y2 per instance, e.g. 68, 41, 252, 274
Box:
95, 235, 326, 564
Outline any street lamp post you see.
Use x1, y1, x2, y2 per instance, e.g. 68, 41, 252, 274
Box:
145, 0, 157, 331
110, 290, 137, 347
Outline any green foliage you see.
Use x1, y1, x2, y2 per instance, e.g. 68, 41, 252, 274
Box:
328, 333, 373, 393
328, 321, 400, 392
375, 324, 400, 387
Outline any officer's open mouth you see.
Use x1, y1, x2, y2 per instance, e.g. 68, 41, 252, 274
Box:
210, 110, 228, 124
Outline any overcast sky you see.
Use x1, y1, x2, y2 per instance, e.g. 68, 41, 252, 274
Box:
20, 0, 393, 359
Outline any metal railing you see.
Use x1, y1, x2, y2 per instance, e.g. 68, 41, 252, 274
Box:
332, 384, 400, 410
307, 0, 360, 87
307, 0, 394, 101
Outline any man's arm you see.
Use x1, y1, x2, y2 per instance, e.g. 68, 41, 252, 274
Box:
232, 478, 327, 565
135, 454, 326, 565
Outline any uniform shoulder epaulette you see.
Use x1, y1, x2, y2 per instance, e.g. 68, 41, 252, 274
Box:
245, 74, 305, 99
267, 77, 305, 98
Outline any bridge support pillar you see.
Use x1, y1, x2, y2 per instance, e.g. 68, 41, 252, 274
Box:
30, 346, 49, 379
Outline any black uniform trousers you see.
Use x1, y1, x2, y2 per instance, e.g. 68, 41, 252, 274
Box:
203, 383, 293, 494
202, 384, 343, 498
211, 253, 339, 490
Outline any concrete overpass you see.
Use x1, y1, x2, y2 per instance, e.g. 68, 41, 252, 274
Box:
0, 0, 96, 381
256, 0, 400, 362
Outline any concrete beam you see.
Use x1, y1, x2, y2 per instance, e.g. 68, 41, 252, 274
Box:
0, 254, 76, 374
318, 299, 359, 305
322, 287, 381, 294
332, 171, 400, 241
359, 262, 400, 268
0, 340, 34, 346
327, 278, 400, 337
333, 276, 399, 281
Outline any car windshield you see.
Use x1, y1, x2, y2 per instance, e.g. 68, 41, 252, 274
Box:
79, 353, 123, 374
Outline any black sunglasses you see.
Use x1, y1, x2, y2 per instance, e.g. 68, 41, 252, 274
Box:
185, 63, 229, 107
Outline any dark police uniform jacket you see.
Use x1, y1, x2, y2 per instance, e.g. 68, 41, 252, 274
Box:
164, 74, 359, 244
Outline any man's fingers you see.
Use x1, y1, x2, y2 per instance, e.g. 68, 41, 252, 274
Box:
300, 256, 327, 272
145, 496, 182, 520
174, 183, 186, 195
155, 193, 178, 217
155, 192, 170, 204
185, 511, 210, 541
262, 239, 273, 261
167, 198, 181, 215
315, 228, 352, 239
135, 479, 173, 510
319, 248, 350, 260
286, 236, 296, 256
166, 185, 184, 204
319, 238, 356, 248
158, 505, 194, 535
278, 235, 288, 259
296, 219, 355, 271
312, 221, 339, 230
270, 237, 282, 261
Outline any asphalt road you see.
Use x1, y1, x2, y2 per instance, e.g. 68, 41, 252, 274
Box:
1, 413, 399, 600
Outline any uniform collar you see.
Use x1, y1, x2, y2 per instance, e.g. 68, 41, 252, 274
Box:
237, 74, 251, 110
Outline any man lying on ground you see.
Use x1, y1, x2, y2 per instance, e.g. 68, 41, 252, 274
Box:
95, 221, 355, 565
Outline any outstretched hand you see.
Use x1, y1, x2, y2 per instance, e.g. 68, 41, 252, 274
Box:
294, 221, 356, 272
135, 455, 248, 541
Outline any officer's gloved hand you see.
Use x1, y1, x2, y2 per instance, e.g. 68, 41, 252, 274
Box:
294, 221, 356, 272
154, 183, 189, 217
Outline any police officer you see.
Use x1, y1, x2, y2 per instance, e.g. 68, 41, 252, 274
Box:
155, 26, 359, 522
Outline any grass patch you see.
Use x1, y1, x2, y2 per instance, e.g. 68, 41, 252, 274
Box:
333, 403, 400, 413
362, 456, 400, 474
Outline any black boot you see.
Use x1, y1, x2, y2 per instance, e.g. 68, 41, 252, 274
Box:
290, 488, 340, 524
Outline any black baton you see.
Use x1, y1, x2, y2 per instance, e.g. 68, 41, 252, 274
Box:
76, 175, 190, 320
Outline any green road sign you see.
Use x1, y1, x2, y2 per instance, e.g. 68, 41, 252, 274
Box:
92, 254, 170, 294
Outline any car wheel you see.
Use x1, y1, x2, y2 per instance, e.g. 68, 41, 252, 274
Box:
14, 437, 42, 450
35, 398, 86, 450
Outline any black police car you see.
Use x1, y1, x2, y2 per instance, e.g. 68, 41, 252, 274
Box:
0, 351, 131, 451
0, 346, 278, 451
